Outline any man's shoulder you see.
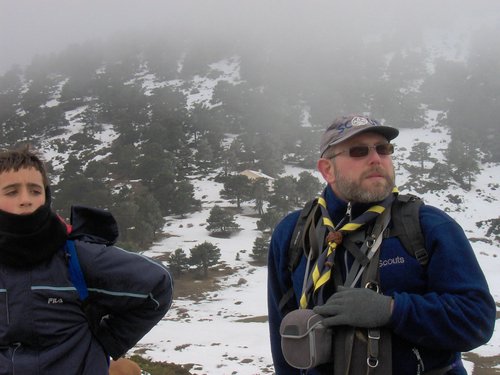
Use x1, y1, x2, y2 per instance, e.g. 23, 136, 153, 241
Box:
274, 210, 302, 236
270, 210, 302, 253
418, 203, 458, 225
396, 194, 456, 226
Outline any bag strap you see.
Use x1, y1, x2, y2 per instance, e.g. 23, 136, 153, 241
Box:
64, 240, 89, 301
340, 209, 391, 373
288, 198, 318, 273
389, 194, 428, 266
344, 207, 391, 288
278, 198, 318, 313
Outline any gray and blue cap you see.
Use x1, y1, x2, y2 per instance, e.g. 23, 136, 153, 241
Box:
320, 115, 399, 157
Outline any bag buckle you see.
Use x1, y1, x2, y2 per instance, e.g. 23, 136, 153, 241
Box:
367, 356, 379, 368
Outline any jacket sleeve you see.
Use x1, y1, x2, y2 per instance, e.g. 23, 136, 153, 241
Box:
388, 205, 496, 352
76, 241, 173, 359
267, 211, 302, 375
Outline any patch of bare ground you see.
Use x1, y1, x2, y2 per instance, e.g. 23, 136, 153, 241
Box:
235, 315, 269, 323
128, 354, 194, 375
170, 264, 236, 300
462, 352, 500, 374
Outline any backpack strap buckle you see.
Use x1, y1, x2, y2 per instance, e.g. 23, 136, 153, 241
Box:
367, 328, 381, 368
414, 247, 429, 266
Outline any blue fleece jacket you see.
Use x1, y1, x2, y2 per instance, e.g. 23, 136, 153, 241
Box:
268, 186, 495, 375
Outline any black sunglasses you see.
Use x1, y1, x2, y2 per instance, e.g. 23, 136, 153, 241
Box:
329, 143, 394, 158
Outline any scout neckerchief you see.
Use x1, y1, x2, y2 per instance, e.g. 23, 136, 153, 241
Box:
299, 187, 398, 309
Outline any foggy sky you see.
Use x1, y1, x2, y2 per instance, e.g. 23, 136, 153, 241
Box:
1, 0, 499, 75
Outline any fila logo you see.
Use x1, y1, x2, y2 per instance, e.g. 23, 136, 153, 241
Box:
47, 298, 64, 304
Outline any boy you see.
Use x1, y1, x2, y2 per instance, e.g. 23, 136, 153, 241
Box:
0, 146, 173, 374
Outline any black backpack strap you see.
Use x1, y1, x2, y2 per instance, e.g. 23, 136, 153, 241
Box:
389, 194, 428, 266
278, 198, 318, 314
287, 198, 318, 274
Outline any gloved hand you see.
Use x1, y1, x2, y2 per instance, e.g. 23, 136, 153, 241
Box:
313, 286, 393, 328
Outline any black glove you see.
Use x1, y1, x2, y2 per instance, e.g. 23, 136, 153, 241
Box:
313, 286, 393, 328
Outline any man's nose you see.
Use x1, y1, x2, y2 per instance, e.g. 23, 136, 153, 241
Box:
367, 147, 382, 163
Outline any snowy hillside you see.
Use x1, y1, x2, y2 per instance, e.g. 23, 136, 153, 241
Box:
136, 117, 500, 374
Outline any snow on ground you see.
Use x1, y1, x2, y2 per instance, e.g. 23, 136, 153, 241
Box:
141, 172, 273, 374
136, 122, 500, 374
41, 102, 487, 373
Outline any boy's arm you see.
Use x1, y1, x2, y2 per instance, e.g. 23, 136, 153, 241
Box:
77, 242, 173, 359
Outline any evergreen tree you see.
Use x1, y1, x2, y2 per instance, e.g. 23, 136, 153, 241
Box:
426, 162, 452, 190
111, 187, 164, 249
256, 209, 283, 235
111, 144, 139, 179
296, 171, 323, 205
135, 191, 165, 241
206, 205, 240, 234
253, 133, 284, 177
171, 180, 201, 215
189, 241, 221, 278
168, 248, 190, 278
54, 174, 111, 219
446, 128, 481, 191
195, 137, 215, 171
111, 194, 140, 249
251, 178, 270, 215
221, 146, 239, 177
250, 235, 270, 265
220, 174, 253, 208
269, 175, 299, 214
408, 142, 435, 174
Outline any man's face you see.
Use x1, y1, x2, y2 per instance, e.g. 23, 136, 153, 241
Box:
0, 167, 46, 215
318, 132, 395, 203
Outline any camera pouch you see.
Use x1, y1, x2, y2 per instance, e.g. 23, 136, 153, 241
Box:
280, 309, 333, 369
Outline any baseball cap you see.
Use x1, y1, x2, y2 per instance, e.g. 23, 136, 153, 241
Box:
319, 115, 399, 157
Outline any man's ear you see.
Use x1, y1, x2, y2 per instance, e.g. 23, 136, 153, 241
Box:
317, 158, 335, 185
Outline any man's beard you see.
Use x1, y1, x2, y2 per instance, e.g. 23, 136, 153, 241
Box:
334, 167, 395, 203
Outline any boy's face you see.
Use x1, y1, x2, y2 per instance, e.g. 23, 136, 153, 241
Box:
0, 167, 46, 215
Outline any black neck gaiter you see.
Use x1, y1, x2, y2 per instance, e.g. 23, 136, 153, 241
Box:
0, 189, 68, 268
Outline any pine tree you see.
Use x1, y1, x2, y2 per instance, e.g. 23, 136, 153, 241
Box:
269, 175, 299, 214
189, 241, 221, 278
168, 248, 190, 278
251, 178, 270, 216
206, 205, 240, 235
296, 171, 323, 205
250, 235, 270, 265
256, 209, 283, 235
220, 174, 253, 208
408, 142, 435, 174
446, 128, 481, 191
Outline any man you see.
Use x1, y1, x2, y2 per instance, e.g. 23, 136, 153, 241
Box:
0, 146, 173, 374
267, 115, 495, 374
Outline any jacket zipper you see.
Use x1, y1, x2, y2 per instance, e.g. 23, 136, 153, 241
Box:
412, 347, 425, 374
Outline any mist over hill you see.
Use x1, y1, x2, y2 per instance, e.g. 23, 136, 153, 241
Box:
0, 26, 499, 250
0, 6, 499, 371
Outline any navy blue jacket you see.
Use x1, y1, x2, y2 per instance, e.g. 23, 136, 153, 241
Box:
0, 207, 173, 374
268, 186, 495, 375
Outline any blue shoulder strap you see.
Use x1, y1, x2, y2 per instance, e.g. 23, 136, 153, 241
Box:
64, 240, 89, 301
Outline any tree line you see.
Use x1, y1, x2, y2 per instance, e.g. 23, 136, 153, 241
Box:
0, 25, 498, 251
